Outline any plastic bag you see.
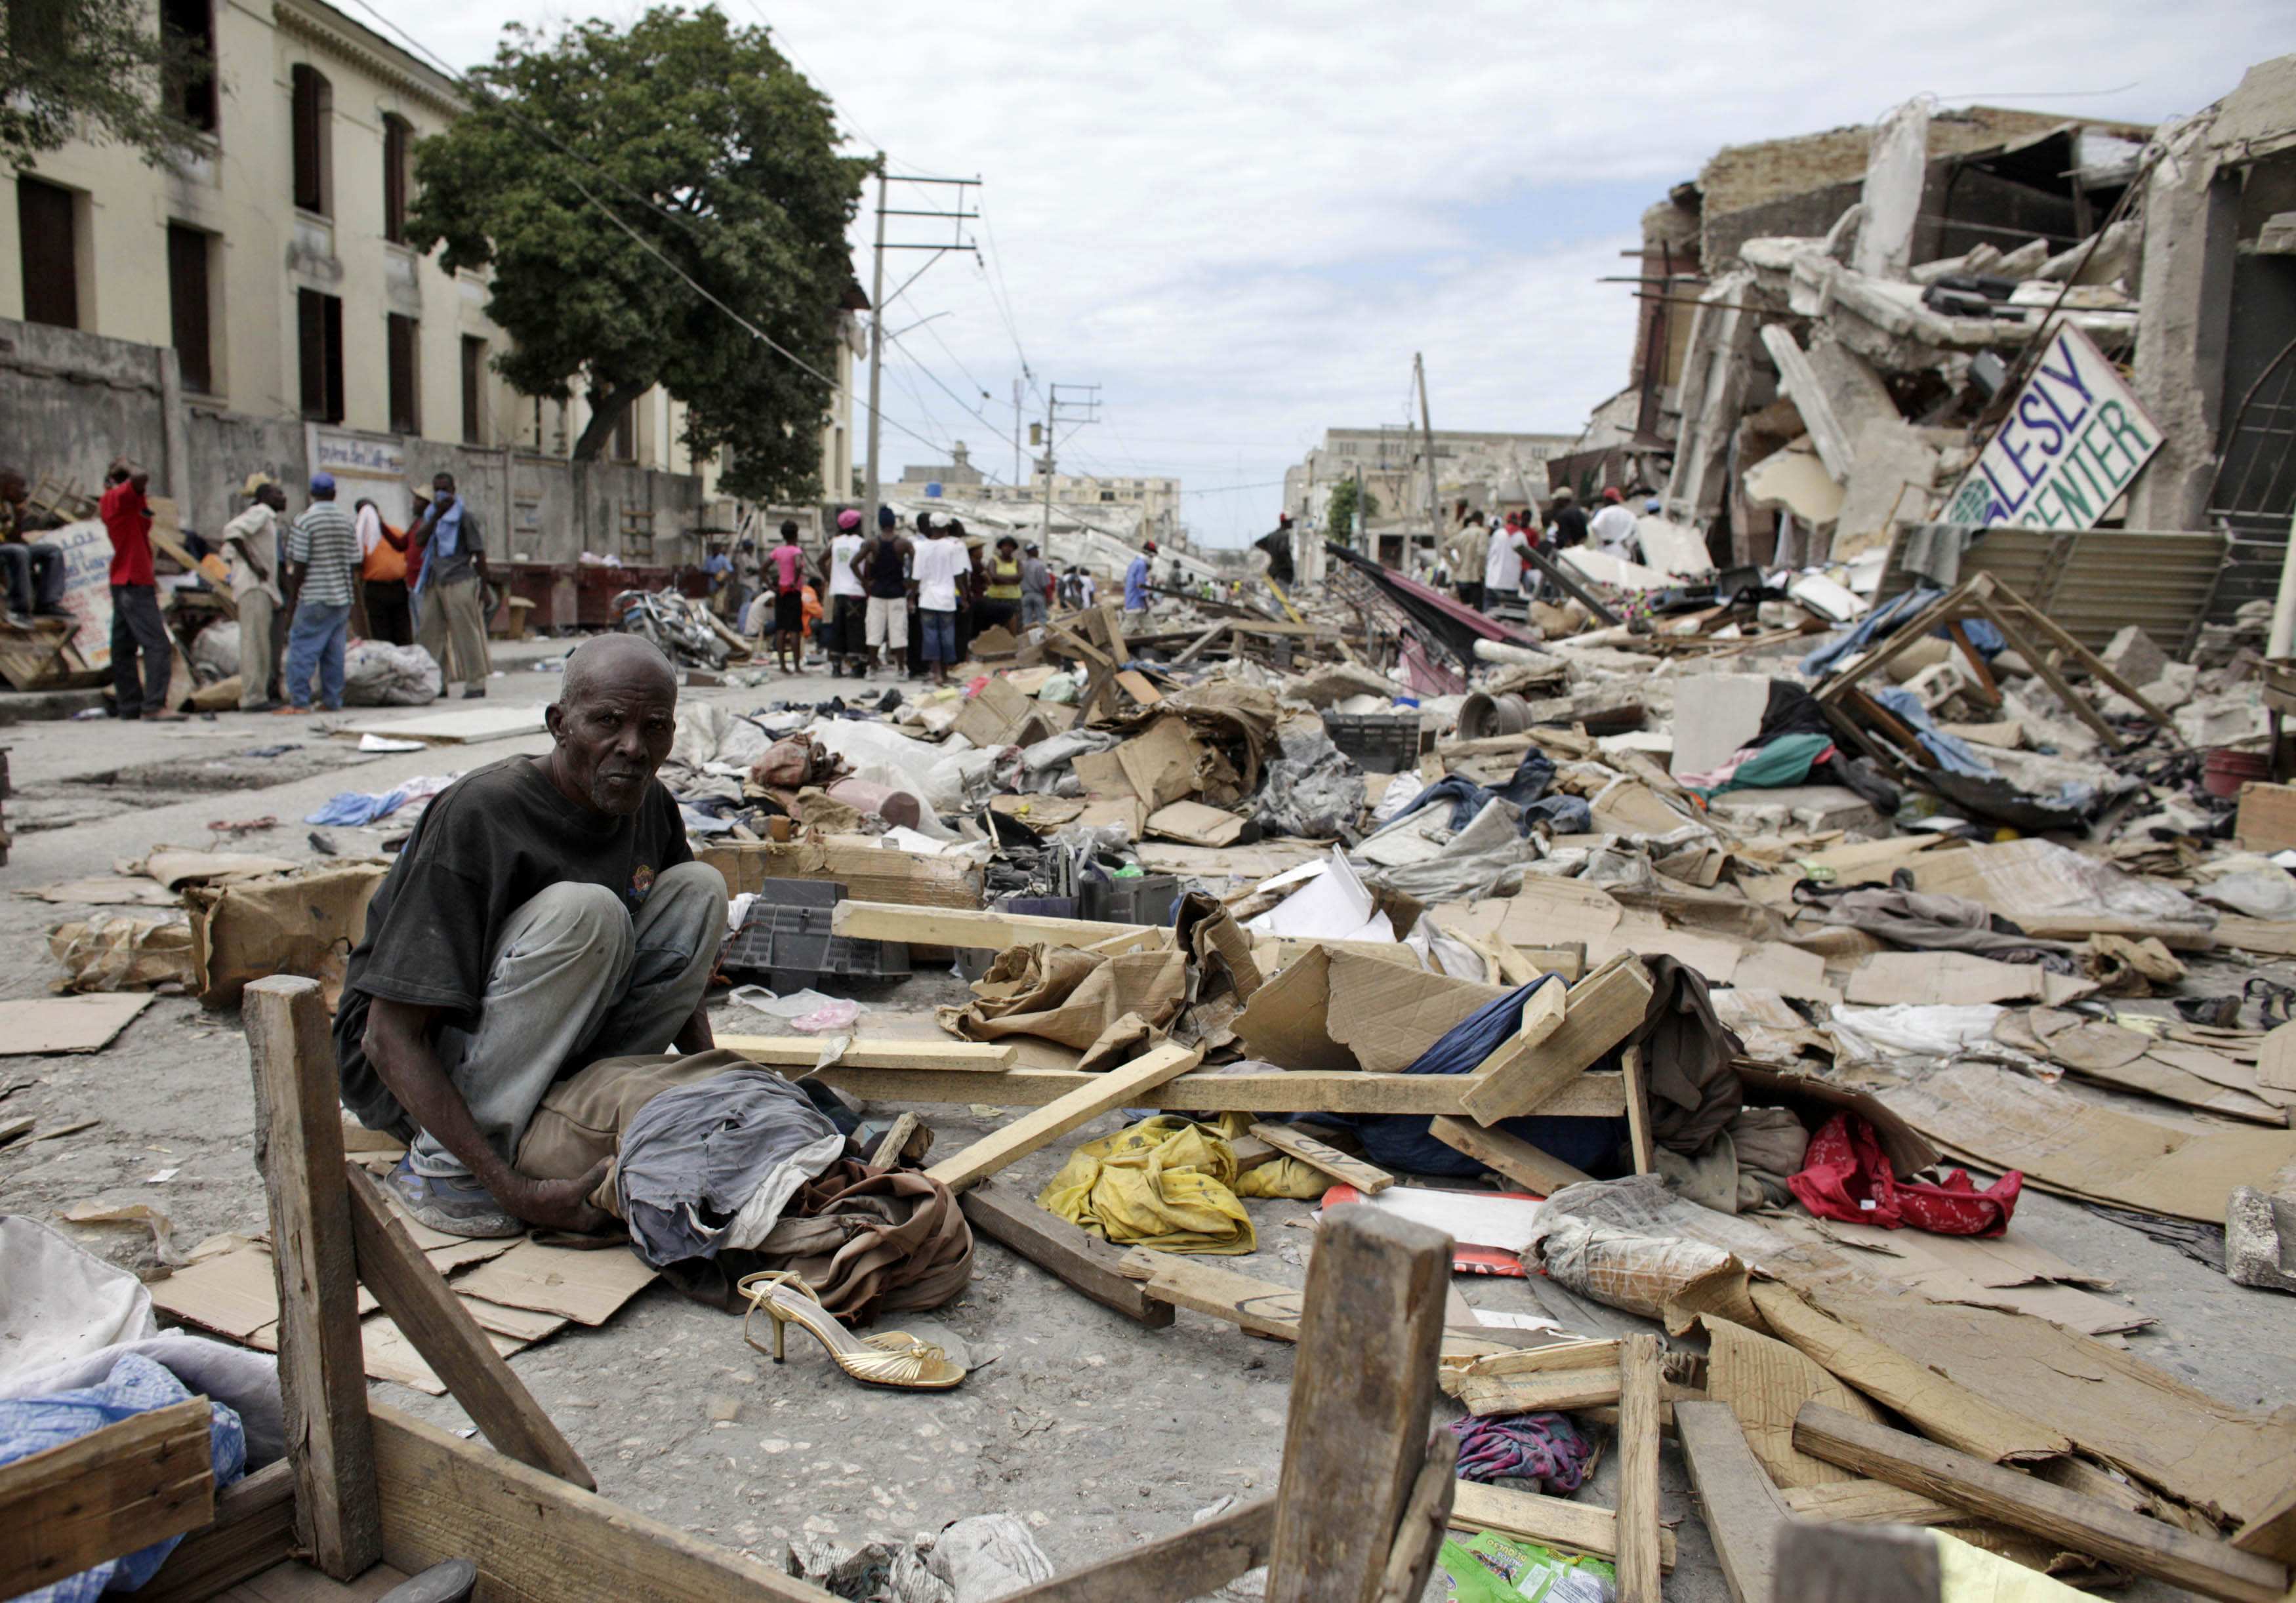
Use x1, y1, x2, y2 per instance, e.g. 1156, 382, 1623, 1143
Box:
342, 640, 443, 706
1438, 1532, 1616, 1602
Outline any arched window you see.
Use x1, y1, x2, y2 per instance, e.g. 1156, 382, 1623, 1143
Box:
291, 63, 332, 215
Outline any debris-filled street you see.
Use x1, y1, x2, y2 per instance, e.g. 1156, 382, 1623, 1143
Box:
7, 16, 2296, 1603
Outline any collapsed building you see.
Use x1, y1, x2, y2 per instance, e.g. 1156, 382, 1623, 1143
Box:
1566, 60, 2296, 634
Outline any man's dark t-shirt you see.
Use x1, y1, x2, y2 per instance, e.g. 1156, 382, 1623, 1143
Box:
335, 756, 693, 1130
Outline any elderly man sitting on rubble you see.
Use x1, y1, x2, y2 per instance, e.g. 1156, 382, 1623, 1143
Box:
335, 635, 727, 1238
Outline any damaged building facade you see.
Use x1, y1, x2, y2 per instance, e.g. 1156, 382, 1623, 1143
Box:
1574, 58, 2296, 643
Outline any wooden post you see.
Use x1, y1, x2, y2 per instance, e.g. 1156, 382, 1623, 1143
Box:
244, 975, 382, 1579
1265, 1207, 1450, 1603
342, 1164, 594, 1490
1613, 1333, 1664, 1603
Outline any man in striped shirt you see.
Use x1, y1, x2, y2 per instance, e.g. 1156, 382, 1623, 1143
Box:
277, 472, 361, 713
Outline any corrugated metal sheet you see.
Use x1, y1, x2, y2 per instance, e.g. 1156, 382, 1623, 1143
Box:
1876, 527, 2230, 653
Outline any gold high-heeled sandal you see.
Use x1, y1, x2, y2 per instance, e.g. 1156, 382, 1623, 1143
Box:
737, 1270, 966, 1392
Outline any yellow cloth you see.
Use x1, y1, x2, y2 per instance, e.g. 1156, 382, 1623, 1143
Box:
1933, 1530, 2092, 1601
1038, 1116, 1256, 1254
1204, 1112, 1328, 1201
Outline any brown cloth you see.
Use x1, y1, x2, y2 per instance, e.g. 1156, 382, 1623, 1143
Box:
516, 1047, 762, 1211
937, 942, 1185, 1051
1625, 956, 1744, 1158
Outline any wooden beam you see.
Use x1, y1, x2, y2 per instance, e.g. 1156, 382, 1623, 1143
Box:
1673, 1401, 1790, 1603
1970, 594, 2124, 751
1773, 1522, 1941, 1603
1265, 1207, 1450, 1603
1792, 1404, 2290, 1603
1445, 1481, 1677, 1568
716, 1035, 1017, 1073
959, 1179, 1174, 1327
866, 1112, 922, 1169
2234, 1483, 2296, 1564
1373, 1431, 1459, 1603
830, 900, 1142, 950
1458, 959, 1652, 1126
369, 1404, 838, 1602
1467, 979, 1567, 1076
760, 1061, 1626, 1118
1248, 1122, 1395, 1193
1119, 1251, 1303, 1341
138, 1460, 297, 1603
924, 1044, 1204, 1192
1777, 1479, 1961, 1526
1427, 1116, 1593, 1192
1996, 586, 2179, 733
243, 974, 381, 1579
0, 1398, 214, 1600
343, 1163, 594, 1490
999, 1495, 1273, 1603
1621, 1045, 1656, 1175
1613, 1333, 1664, 1603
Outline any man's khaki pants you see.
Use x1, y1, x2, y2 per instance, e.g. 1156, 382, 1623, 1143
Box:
417, 575, 491, 693
237, 592, 274, 710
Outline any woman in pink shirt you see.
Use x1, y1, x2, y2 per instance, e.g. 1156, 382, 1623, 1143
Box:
767, 520, 806, 674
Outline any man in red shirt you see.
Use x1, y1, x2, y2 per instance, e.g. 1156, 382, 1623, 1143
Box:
98, 460, 181, 721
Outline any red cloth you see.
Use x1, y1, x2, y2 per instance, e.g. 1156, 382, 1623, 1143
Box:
100, 481, 154, 587
1788, 1111, 2022, 1236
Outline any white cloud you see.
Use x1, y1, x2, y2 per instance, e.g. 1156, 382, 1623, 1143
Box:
384, 0, 2289, 543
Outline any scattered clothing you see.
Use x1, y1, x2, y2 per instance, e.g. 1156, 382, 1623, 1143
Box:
304, 773, 458, 827
615, 1066, 845, 1267
1789, 1111, 2022, 1236
1450, 1411, 1593, 1494
1038, 1115, 1256, 1255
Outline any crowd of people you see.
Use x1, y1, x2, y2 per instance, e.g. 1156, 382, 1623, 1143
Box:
1436, 484, 1661, 614
717, 506, 1094, 687
0, 460, 498, 719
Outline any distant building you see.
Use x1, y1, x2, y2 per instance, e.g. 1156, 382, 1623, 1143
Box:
1282, 427, 1576, 530
894, 439, 987, 492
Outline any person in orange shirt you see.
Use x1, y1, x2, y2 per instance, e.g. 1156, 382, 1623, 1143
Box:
355, 498, 413, 645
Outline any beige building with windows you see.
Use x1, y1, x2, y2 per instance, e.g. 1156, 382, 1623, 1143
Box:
1, 0, 856, 556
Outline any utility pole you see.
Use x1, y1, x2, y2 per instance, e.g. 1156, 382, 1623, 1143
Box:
1035, 383, 1101, 544
1013, 378, 1023, 489
859, 162, 979, 521
1353, 462, 1366, 550
1414, 352, 1442, 556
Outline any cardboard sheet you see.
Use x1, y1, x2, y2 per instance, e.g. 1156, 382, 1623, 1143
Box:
1698, 1314, 1883, 1488
1845, 952, 2093, 1007
345, 704, 547, 744
1877, 1061, 2296, 1221
186, 863, 388, 1009
1145, 800, 1247, 847
1071, 748, 1136, 802
1113, 718, 1204, 812
1759, 1213, 2150, 1337
1233, 945, 1508, 1074
0, 994, 153, 1055
450, 1237, 659, 1325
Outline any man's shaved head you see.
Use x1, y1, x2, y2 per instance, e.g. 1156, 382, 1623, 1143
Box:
544, 636, 680, 816
561, 634, 677, 706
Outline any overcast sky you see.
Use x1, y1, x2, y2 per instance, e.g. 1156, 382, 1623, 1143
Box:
384, 1, 2288, 546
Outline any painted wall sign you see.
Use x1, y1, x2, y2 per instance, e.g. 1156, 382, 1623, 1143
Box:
1944, 323, 2162, 530
48, 519, 115, 670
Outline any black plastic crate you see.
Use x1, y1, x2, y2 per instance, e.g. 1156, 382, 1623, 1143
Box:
1321, 710, 1421, 774
722, 878, 909, 988
1080, 872, 1178, 927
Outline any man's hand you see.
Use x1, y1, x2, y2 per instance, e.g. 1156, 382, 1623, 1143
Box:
501, 1160, 614, 1232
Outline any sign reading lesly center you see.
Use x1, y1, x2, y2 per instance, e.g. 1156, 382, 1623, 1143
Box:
1944, 323, 2162, 531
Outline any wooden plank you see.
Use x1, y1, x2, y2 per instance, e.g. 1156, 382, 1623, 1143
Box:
1778, 1480, 1962, 1526
1427, 1116, 1593, 1192
243, 975, 382, 1579
1458, 959, 1653, 1126
1773, 1522, 1941, 1603
1971, 595, 2123, 751
1613, 1333, 1664, 1603
1466, 980, 1567, 1075
867, 1112, 922, 1169
716, 1036, 1017, 1073
368, 1405, 839, 1603
1373, 1431, 1458, 1603
766, 1062, 1626, 1118
139, 1460, 298, 1603
1248, 1122, 1395, 1193
958, 1179, 1175, 1328
1792, 1403, 2289, 1603
999, 1496, 1273, 1603
0, 1397, 214, 1600
2234, 1484, 2296, 1564
1120, 1251, 1303, 1340
342, 1164, 594, 1490
924, 1044, 1204, 1192
1673, 1401, 1791, 1603
1445, 1481, 1677, 1569
1621, 1044, 1656, 1175
830, 900, 1141, 950
1265, 1207, 1450, 1603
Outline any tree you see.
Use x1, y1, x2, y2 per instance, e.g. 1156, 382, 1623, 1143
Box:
1, 0, 205, 171
1326, 479, 1380, 545
407, 7, 867, 498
